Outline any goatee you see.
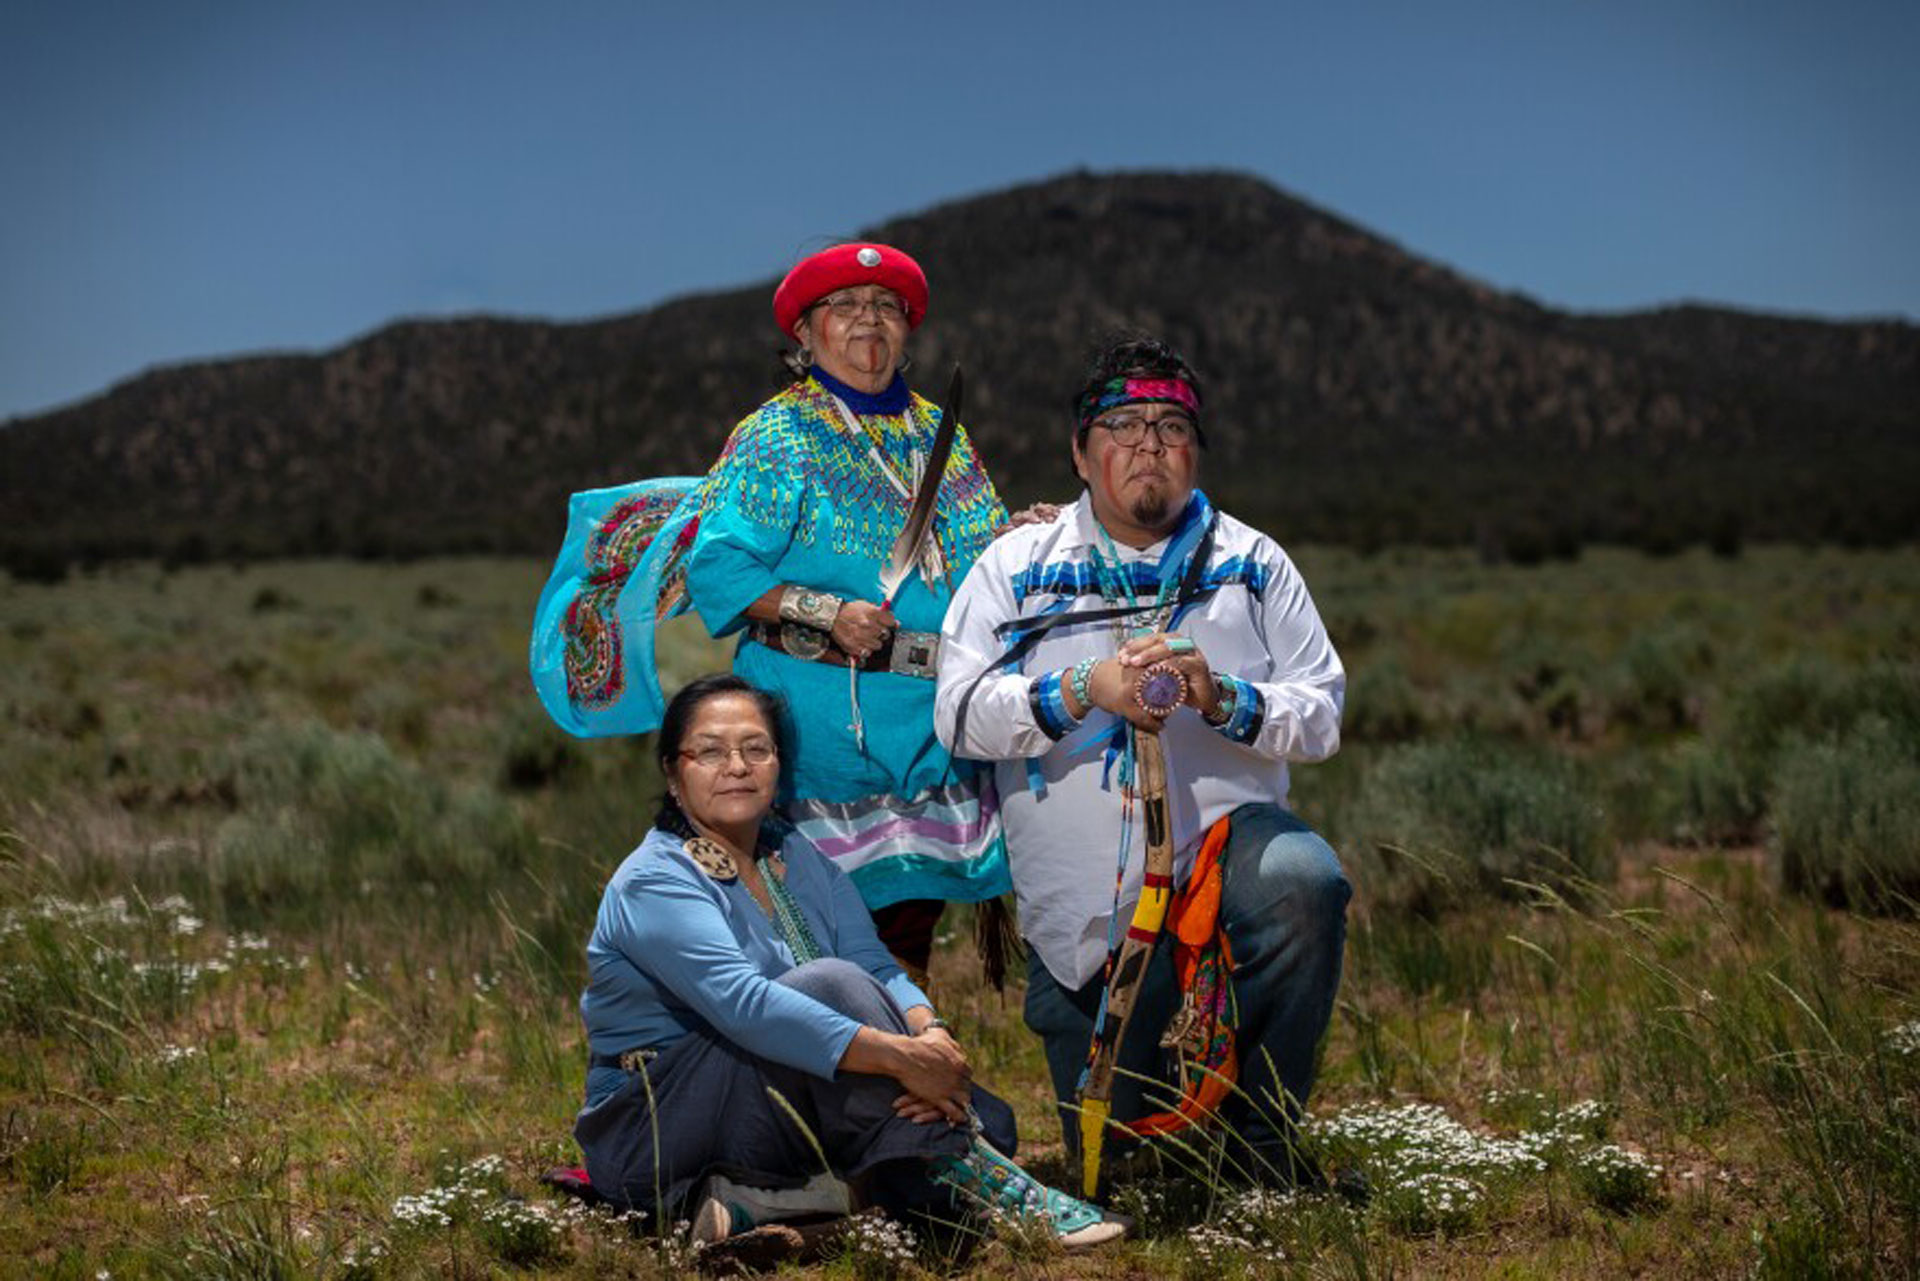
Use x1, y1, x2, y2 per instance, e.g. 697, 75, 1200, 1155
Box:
1128, 490, 1171, 529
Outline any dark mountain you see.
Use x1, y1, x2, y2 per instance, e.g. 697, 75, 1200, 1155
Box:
4, 170, 1916, 575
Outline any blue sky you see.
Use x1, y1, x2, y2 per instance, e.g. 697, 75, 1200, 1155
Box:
2, 0, 1915, 420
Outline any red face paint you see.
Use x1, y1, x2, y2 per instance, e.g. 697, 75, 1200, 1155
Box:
1076, 408, 1197, 547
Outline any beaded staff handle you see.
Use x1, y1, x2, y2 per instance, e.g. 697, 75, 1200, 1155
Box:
1077, 725, 1175, 1197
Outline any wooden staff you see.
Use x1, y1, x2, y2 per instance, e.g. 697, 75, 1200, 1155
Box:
1077, 725, 1176, 1197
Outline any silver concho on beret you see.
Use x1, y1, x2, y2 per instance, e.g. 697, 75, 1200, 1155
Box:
856, 247, 882, 267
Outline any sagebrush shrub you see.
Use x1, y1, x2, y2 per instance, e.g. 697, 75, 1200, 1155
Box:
1721, 659, 1920, 793
1770, 717, 1920, 912
1606, 621, 1713, 733
1654, 739, 1760, 846
1351, 736, 1610, 910
214, 720, 531, 921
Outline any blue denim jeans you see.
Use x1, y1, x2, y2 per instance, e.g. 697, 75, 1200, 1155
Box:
1021, 803, 1350, 1180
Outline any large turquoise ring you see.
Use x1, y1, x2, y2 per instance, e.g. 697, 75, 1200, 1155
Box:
1167, 635, 1197, 656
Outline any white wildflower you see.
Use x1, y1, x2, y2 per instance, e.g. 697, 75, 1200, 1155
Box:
1886, 1020, 1920, 1058
1572, 1143, 1665, 1212
838, 1212, 917, 1274
1190, 1219, 1267, 1265
1309, 1102, 1550, 1178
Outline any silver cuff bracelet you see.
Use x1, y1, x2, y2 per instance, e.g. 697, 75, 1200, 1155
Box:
777, 586, 843, 632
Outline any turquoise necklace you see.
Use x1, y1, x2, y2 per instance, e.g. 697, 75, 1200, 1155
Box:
681, 825, 824, 964
756, 850, 824, 964
1091, 521, 1178, 641
1087, 521, 1181, 983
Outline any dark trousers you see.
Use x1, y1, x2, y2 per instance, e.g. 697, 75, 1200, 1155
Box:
576, 958, 1015, 1221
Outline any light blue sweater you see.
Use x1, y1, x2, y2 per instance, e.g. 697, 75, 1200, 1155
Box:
580, 825, 932, 1107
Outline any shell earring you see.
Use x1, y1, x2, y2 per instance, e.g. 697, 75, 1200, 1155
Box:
797, 346, 813, 369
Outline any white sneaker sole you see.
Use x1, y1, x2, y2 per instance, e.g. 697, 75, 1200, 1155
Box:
690, 1196, 732, 1245
1058, 1215, 1129, 1250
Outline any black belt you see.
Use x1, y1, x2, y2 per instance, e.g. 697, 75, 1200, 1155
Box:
589, 1048, 658, 1073
747, 622, 940, 679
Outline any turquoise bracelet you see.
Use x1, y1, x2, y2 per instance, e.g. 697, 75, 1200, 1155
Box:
1204, 672, 1238, 727
1068, 656, 1098, 717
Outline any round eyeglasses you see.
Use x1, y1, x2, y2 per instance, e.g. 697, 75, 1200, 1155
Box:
814, 292, 909, 322
678, 741, 778, 770
1091, 412, 1197, 448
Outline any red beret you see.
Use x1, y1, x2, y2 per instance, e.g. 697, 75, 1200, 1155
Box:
773, 243, 929, 335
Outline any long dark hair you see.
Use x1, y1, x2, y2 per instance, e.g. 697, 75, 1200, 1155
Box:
653, 673, 790, 832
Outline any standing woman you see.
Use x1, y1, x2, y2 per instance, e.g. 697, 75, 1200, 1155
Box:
532, 243, 1012, 982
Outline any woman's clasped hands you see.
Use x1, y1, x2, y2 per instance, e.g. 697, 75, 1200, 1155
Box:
889, 1020, 972, 1127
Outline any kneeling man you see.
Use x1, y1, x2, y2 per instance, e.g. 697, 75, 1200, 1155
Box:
934, 336, 1349, 1189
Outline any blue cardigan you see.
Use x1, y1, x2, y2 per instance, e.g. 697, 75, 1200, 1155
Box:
580, 825, 932, 1107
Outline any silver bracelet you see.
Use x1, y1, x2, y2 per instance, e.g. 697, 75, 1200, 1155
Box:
777, 586, 843, 632
919, 1017, 952, 1036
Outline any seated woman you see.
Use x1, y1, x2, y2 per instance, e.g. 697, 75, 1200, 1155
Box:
574, 673, 1124, 1249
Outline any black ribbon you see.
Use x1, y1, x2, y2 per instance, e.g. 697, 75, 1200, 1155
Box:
950, 513, 1219, 752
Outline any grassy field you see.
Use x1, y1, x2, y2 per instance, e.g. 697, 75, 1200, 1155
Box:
2, 547, 1916, 1278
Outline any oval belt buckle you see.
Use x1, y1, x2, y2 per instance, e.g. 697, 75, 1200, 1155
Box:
780, 621, 830, 662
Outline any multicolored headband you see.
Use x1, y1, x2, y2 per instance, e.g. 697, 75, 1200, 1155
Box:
1077, 376, 1203, 427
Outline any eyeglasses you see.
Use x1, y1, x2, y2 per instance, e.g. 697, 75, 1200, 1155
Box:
813, 291, 909, 322
678, 740, 778, 770
1091, 412, 1198, 448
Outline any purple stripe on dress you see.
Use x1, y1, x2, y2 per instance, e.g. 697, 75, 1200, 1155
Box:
788, 781, 1002, 862
802, 813, 992, 859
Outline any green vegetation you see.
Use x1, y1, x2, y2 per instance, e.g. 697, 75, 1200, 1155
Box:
1, 547, 1916, 1277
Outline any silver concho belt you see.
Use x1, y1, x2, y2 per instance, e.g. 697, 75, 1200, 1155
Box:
747, 622, 941, 680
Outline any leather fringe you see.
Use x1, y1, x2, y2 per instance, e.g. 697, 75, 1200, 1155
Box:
974, 896, 1024, 993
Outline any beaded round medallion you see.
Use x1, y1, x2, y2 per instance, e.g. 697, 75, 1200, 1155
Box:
682, 837, 738, 881
1133, 661, 1190, 719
